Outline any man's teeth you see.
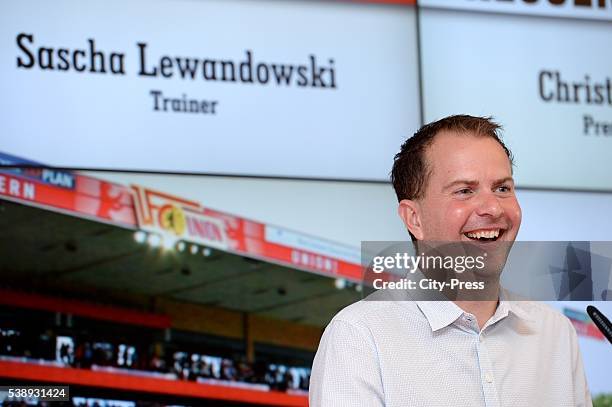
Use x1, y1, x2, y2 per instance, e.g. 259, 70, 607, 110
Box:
466, 230, 500, 239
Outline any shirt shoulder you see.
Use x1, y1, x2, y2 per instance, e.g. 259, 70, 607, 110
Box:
511, 300, 579, 341
515, 301, 574, 325
331, 289, 422, 324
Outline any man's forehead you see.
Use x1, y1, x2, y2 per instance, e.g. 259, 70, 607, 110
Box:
424, 131, 513, 179
428, 129, 502, 149
426, 131, 510, 163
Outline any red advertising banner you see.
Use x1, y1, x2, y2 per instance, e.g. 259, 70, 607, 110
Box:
131, 185, 362, 281
0, 170, 136, 227
0, 152, 361, 282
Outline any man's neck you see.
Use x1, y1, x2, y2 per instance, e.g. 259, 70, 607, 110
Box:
453, 300, 498, 330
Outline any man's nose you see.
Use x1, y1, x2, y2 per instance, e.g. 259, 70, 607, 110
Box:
475, 191, 504, 218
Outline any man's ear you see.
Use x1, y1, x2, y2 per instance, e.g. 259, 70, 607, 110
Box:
398, 199, 424, 240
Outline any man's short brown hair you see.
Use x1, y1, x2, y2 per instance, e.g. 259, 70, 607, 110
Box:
391, 114, 514, 203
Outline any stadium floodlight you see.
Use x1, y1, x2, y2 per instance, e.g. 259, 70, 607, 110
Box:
189, 244, 199, 255
176, 241, 186, 252
202, 247, 212, 257
147, 234, 162, 248
133, 230, 147, 244
162, 236, 176, 251
334, 278, 347, 290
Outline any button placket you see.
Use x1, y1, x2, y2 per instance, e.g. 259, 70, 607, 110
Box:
476, 335, 501, 407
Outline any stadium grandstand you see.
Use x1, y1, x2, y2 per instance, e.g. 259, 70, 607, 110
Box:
0, 154, 362, 406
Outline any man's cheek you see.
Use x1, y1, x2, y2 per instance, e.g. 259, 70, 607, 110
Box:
504, 199, 522, 225
447, 200, 472, 216
446, 204, 472, 230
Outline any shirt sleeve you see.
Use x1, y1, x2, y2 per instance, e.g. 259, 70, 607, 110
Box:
567, 320, 593, 407
309, 318, 385, 407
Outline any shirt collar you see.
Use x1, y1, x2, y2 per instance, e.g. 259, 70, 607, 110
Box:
415, 301, 464, 332
499, 288, 535, 322
500, 299, 535, 322
416, 297, 534, 332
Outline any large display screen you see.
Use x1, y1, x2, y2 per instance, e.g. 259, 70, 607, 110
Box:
0, 0, 421, 181
419, 0, 612, 191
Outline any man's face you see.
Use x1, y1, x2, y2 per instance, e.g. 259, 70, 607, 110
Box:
400, 131, 521, 243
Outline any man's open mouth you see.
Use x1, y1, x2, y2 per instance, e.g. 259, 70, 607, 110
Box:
463, 229, 505, 242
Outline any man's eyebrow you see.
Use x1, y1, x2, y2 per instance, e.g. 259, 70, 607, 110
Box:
493, 177, 515, 185
442, 177, 515, 191
442, 179, 478, 191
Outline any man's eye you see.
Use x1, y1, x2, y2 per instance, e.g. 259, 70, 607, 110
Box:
496, 185, 512, 193
456, 188, 473, 195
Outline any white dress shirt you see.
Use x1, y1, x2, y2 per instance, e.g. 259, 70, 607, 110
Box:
310, 290, 592, 407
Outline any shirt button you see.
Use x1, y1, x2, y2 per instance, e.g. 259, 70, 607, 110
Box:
485, 373, 494, 383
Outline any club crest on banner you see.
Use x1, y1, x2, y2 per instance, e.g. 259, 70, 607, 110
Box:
131, 185, 229, 250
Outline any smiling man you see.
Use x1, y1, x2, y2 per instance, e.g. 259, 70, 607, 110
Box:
309, 115, 592, 407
